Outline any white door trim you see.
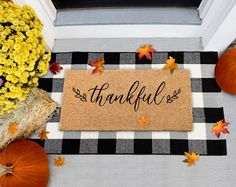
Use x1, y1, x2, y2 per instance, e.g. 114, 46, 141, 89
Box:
12, 0, 56, 50
198, 0, 214, 19
203, 2, 236, 53
201, 0, 236, 53
38, 0, 57, 22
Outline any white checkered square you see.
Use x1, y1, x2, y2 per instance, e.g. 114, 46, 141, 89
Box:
119, 64, 136, 70
192, 93, 204, 107
46, 122, 64, 139
51, 92, 62, 106
151, 64, 165, 69
116, 131, 135, 139
188, 123, 207, 140
183, 64, 201, 78
80, 131, 99, 139
152, 132, 170, 139
53, 64, 72, 79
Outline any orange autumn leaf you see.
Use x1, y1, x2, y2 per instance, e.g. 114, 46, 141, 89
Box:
211, 120, 229, 138
88, 57, 105, 74
38, 130, 49, 141
7, 122, 18, 136
163, 56, 178, 74
137, 44, 156, 60
138, 116, 150, 126
54, 156, 65, 167
183, 152, 200, 167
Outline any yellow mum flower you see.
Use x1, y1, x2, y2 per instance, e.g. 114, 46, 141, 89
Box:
0, 1, 50, 116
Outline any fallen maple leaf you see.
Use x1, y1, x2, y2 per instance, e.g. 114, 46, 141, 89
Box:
138, 116, 150, 126
183, 152, 199, 167
50, 62, 63, 74
88, 57, 105, 74
137, 44, 156, 60
54, 156, 65, 167
163, 56, 178, 74
7, 122, 18, 136
211, 120, 229, 138
38, 130, 49, 141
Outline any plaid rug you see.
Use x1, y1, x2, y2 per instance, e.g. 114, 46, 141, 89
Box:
32, 51, 226, 155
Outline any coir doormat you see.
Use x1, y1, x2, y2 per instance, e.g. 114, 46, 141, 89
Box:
60, 70, 192, 131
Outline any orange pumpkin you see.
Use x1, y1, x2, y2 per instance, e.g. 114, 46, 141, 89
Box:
0, 140, 49, 187
215, 48, 236, 94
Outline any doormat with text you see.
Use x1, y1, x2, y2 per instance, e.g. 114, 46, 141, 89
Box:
60, 70, 192, 131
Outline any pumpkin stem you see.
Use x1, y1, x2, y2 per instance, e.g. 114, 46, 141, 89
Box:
0, 163, 13, 177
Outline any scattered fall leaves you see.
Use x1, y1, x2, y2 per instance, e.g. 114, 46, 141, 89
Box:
183, 152, 200, 167
163, 56, 178, 74
38, 130, 49, 141
54, 156, 65, 167
7, 122, 18, 136
212, 120, 230, 138
50, 62, 63, 74
88, 57, 105, 74
138, 116, 150, 126
137, 44, 156, 60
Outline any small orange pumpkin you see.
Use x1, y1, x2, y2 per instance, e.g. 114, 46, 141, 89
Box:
0, 140, 49, 187
215, 48, 236, 94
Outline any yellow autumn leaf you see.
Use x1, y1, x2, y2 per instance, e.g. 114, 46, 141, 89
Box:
54, 156, 65, 167
163, 56, 178, 74
183, 152, 200, 167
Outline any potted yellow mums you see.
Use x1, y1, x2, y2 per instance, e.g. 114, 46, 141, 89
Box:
0, 1, 51, 115
0, 1, 56, 150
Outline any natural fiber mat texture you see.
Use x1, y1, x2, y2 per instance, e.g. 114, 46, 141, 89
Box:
31, 51, 226, 155
60, 70, 192, 131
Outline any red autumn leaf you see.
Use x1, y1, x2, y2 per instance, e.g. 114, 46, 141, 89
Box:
50, 62, 63, 74
137, 44, 156, 60
211, 120, 230, 138
88, 57, 105, 74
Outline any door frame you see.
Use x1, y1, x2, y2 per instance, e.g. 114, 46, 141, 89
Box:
12, 0, 236, 53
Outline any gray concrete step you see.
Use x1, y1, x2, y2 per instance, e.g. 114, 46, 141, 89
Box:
54, 7, 201, 26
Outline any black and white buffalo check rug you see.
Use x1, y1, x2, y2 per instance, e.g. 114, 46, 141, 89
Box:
31, 51, 226, 155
